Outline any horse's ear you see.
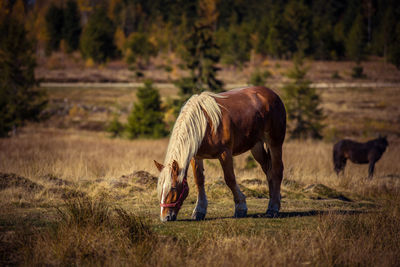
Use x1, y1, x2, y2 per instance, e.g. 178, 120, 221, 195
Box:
172, 160, 180, 175
154, 160, 164, 172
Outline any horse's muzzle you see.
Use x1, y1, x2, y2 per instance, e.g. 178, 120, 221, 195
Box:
161, 213, 177, 222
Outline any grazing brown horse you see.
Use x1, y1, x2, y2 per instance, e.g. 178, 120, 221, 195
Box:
154, 86, 286, 222
333, 136, 388, 178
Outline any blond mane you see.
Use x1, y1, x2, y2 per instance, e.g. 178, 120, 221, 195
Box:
157, 92, 223, 200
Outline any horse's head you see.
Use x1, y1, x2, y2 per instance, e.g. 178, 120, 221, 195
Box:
154, 160, 189, 222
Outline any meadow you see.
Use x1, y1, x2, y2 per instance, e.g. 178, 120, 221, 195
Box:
0, 83, 400, 266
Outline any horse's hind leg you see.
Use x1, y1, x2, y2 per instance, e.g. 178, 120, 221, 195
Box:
251, 142, 272, 176
253, 142, 283, 218
219, 149, 247, 218
191, 158, 208, 220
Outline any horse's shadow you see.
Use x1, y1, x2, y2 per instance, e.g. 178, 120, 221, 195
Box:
178, 209, 367, 222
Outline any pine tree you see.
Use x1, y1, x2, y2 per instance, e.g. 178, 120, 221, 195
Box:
176, 24, 224, 101
217, 22, 252, 67
282, 0, 312, 57
387, 21, 400, 69
0, 14, 47, 137
80, 7, 116, 63
126, 80, 167, 139
283, 57, 324, 139
63, 0, 81, 53
346, 13, 366, 63
124, 32, 157, 69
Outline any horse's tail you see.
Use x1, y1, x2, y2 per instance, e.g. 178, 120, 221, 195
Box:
333, 142, 345, 175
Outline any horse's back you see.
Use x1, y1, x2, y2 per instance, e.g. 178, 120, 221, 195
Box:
207, 86, 286, 155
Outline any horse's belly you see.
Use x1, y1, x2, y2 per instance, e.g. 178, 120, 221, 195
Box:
349, 153, 369, 164
232, 138, 260, 156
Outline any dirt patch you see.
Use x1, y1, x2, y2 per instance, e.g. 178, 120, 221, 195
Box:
0, 173, 43, 192
129, 186, 145, 193
282, 179, 304, 190
41, 174, 73, 186
239, 184, 268, 198
241, 178, 263, 186
303, 184, 351, 201
119, 171, 158, 188
109, 180, 130, 189
47, 187, 86, 199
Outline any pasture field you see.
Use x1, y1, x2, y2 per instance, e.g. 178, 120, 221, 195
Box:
1, 84, 400, 266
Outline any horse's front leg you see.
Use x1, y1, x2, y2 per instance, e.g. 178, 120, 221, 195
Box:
191, 158, 208, 220
368, 160, 376, 179
218, 150, 247, 218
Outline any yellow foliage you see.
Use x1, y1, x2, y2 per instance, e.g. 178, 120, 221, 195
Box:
262, 59, 269, 67
0, 0, 10, 18
108, 0, 121, 19
114, 27, 126, 53
68, 105, 87, 119
148, 35, 158, 49
85, 58, 95, 68
78, 0, 92, 12
199, 0, 219, 26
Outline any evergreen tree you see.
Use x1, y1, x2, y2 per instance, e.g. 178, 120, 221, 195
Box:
126, 80, 167, 139
282, 0, 312, 57
345, 13, 366, 63
0, 14, 47, 137
45, 3, 64, 53
80, 7, 116, 63
106, 114, 125, 138
266, 3, 288, 58
388, 22, 400, 69
63, 0, 81, 53
217, 22, 252, 67
124, 32, 157, 68
283, 57, 324, 139
176, 24, 224, 101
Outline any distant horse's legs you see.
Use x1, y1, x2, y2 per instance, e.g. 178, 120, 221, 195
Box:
191, 158, 208, 220
368, 160, 376, 179
219, 150, 247, 218
265, 144, 284, 217
333, 150, 347, 175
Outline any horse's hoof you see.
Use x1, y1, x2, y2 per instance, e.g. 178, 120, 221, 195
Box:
192, 212, 206, 221
234, 209, 247, 218
266, 209, 279, 218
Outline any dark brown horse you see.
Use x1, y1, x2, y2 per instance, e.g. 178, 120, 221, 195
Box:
154, 86, 286, 221
333, 136, 388, 178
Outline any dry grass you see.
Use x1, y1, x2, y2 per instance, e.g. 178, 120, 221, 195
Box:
0, 125, 399, 266
1, 81, 400, 265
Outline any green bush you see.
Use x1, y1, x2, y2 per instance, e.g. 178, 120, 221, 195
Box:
249, 69, 272, 86
244, 155, 257, 170
126, 80, 167, 139
331, 71, 341, 79
106, 115, 125, 138
351, 65, 366, 78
